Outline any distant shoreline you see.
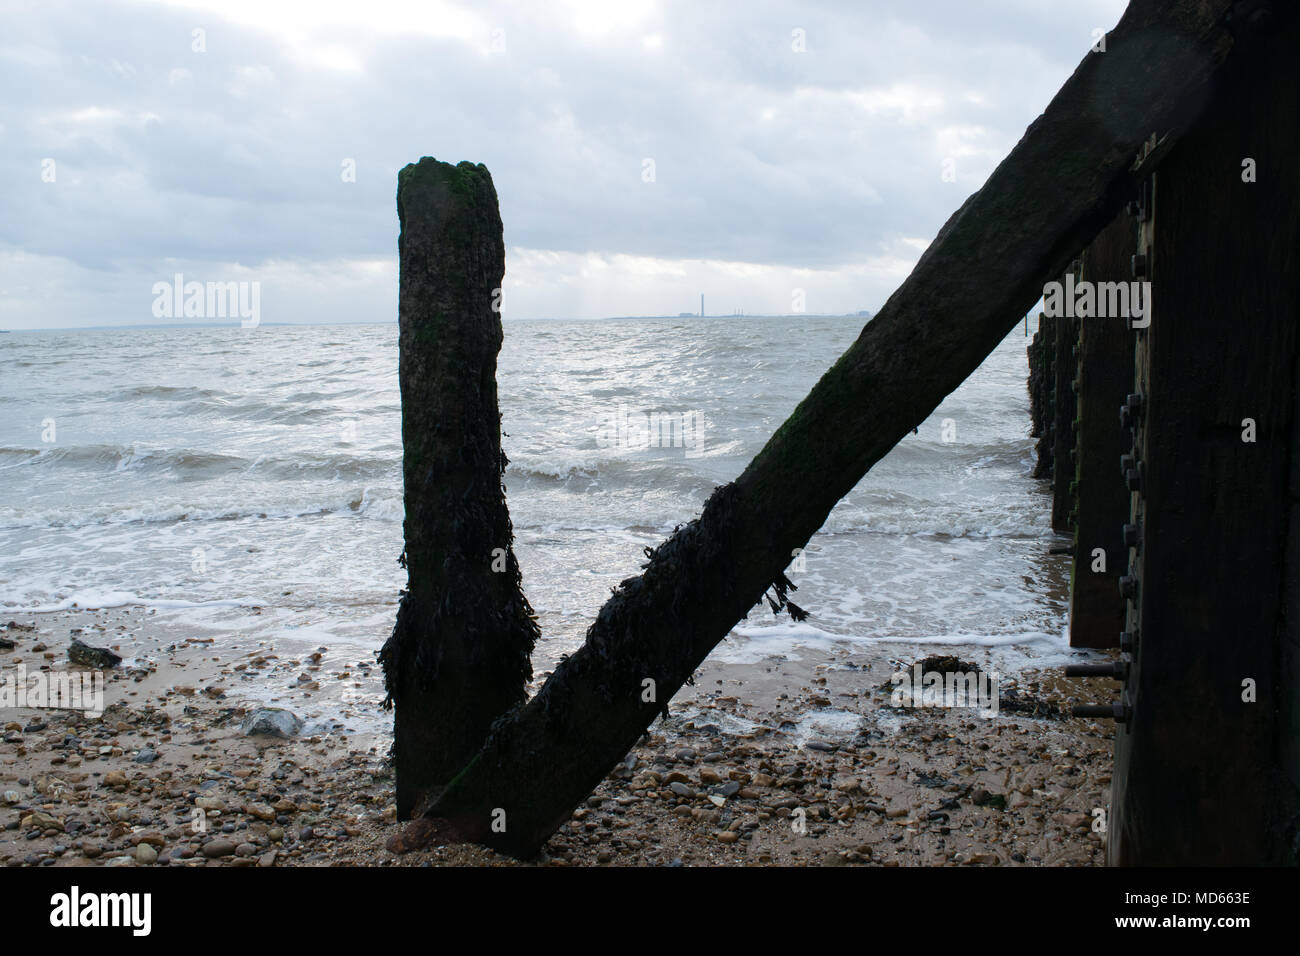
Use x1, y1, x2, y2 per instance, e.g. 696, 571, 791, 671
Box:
1, 313, 876, 333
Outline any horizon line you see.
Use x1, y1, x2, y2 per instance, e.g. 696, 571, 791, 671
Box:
1, 312, 878, 333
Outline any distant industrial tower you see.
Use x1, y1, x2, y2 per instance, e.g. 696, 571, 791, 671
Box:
700, 294, 704, 318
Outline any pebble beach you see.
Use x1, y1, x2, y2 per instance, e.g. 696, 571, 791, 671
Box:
1, 607, 1115, 867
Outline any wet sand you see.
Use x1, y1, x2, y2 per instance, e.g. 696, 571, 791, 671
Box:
1, 608, 1114, 866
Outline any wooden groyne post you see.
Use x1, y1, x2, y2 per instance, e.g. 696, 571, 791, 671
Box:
379, 158, 540, 819
1067, 215, 1136, 649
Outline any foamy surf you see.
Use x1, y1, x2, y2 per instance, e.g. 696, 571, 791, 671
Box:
0, 319, 1067, 689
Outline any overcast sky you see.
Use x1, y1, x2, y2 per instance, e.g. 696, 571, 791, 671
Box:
1, 0, 1128, 329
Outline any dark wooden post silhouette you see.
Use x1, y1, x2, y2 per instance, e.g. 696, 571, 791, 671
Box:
379, 158, 539, 819
1067, 213, 1135, 649
1027, 311, 1057, 480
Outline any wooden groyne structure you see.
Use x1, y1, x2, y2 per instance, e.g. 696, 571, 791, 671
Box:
387, 2, 1300, 863
1028, 5, 1300, 864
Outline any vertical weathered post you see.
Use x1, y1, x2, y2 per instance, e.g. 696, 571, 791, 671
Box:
1050, 299, 1079, 533
1067, 214, 1135, 649
380, 158, 539, 819
1106, 11, 1300, 863
1027, 311, 1057, 480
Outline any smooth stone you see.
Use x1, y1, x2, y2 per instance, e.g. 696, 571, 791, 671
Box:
240, 708, 302, 739
202, 839, 237, 858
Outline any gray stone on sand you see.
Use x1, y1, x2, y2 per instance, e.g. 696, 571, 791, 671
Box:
240, 708, 302, 739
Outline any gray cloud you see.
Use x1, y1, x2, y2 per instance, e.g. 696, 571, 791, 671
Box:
0, 0, 1127, 326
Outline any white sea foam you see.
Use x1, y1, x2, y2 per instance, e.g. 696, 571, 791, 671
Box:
3, 589, 253, 613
